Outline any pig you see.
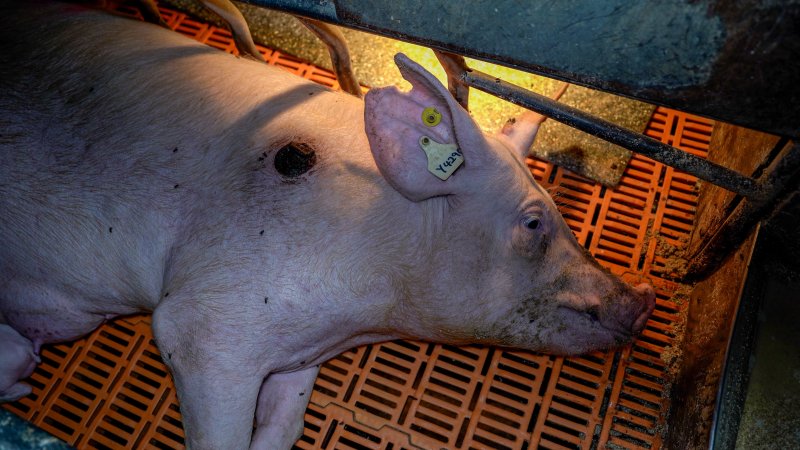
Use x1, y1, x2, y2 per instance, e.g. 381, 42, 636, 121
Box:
0, 1, 655, 449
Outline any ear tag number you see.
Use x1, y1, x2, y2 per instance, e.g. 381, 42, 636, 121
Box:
419, 136, 464, 181
421, 107, 442, 127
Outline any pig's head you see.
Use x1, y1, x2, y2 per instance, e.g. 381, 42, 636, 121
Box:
363, 54, 655, 355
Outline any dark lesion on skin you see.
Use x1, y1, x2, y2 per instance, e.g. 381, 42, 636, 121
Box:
274, 142, 317, 179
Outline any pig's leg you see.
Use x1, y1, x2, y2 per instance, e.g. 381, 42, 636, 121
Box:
250, 366, 320, 449
0, 323, 39, 402
152, 306, 265, 449
200, 0, 265, 62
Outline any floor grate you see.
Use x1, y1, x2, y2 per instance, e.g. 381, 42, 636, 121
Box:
3, 3, 711, 449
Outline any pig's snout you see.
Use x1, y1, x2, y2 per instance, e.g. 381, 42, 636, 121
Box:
629, 283, 655, 334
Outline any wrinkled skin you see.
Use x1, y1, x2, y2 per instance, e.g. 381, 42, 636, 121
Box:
0, 2, 654, 449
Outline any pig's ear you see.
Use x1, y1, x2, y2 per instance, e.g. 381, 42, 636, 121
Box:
495, 82, 568, 160
364, 53, 490, 202
495, 110, 546, 160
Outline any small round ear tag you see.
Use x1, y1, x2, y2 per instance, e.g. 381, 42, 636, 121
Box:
421, 107, 442, 127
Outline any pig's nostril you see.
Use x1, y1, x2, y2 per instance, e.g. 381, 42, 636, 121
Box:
586, 306, 600, 323
635, 283, 656, 302
630, 284, 656, 334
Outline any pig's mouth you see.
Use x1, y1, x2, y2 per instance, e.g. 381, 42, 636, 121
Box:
554, 306, 629, 344
550, 298, 653, 354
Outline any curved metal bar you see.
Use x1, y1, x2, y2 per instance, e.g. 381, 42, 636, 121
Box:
433, 50, 469, 110
297, 18, 362, 98
201, 0, 266, 62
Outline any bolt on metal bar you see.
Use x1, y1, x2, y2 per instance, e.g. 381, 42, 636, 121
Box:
461, 69, 761, 198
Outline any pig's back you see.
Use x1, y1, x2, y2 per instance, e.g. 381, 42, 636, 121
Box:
0, 1, 373, 339
0, 2, 200, 317
0, 1, 314, 315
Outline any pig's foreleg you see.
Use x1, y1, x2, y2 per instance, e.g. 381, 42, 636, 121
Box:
0, 324, 39, 402
251, 366, 320, 449
199, 0, 265, 62
170, 361, 262, 449
152, 306, 266, 449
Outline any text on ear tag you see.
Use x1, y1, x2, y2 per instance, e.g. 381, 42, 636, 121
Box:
419, 136, 464, 181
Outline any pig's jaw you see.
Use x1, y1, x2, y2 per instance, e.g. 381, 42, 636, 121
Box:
448, 283, 656, 356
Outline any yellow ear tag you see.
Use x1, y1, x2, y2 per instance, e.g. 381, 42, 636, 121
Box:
419, 136, 464, 181
421, 107, 442, 127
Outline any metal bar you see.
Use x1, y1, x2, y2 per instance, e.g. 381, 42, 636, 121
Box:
296, 18, 362, 98
686, 141, 800, 280
239, 0, 800, 139
433, 50, 469, 110
461, 69, 760, 198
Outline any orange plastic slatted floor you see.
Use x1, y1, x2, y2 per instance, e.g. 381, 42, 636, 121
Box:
2, 4, 709, 449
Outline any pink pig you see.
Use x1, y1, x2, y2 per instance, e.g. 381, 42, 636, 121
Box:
0, 2, 654, 449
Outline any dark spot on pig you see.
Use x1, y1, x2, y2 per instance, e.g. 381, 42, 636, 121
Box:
173, 147, 178, 153
275, 143, 316, 178
300, 360, 306, 365
164, 292, 170, 297
89, 86, 94, 93
260, 230, 265, 235
174, 184, 180, 189
308, 92, 314, 96
299, 392, 305, 396
168, 352, 172, 359
258, 156, 264, 161
264, 297, 268, 304
108, 227, 113, 233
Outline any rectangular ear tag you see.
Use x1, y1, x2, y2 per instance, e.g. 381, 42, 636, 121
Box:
419, 136, 464, 181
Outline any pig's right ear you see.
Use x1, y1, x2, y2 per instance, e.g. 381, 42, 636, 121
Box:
364, 53, 490, 202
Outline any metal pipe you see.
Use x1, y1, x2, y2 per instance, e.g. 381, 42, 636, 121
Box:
433, 50, 470, 110
296, 18, 362, 98
461, 69, 761, 198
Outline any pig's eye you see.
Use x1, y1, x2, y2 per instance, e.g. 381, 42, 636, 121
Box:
525, 217, 541, 230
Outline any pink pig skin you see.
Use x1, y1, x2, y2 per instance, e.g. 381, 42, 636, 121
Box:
0, 2, 654, 449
